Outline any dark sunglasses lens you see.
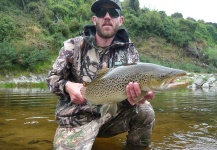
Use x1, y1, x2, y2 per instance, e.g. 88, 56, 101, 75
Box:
109, 9, 120, 18
96, 9, 106, 18
96, 9, 120, 18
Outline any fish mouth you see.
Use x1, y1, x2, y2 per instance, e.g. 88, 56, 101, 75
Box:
166, 73, 188, 90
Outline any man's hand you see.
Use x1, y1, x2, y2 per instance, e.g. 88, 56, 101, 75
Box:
126, 82, 154, 105
65, 81, 86, 104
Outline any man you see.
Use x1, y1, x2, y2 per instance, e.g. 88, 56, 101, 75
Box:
46, 0, 155, 149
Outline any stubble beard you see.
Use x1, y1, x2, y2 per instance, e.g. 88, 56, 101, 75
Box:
95, 22, 119, 39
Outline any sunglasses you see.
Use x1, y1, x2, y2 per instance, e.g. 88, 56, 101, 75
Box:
95, 8, 121, 18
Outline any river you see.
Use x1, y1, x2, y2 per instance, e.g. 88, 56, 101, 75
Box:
0, 88, 216, 150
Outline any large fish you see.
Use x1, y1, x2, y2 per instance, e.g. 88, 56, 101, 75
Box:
81, 62, 188, 116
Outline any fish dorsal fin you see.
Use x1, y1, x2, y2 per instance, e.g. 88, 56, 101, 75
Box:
96, 68, 112, 78
123, 62, 137, 66
95, 63, 136, 78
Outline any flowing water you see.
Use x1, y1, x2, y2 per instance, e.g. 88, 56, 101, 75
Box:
0, 88, 216, 150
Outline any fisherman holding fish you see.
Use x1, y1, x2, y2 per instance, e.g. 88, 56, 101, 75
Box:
46, 0, 156, 149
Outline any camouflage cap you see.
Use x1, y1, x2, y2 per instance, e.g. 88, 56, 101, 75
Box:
91, 0, 122, 13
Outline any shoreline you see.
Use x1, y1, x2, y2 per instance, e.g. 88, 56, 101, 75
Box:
0, 73, 217, 89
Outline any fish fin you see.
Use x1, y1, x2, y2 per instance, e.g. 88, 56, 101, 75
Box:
123, 62, 137, 66
100, 104, 110, 117
134, 91, 148, 104
82, 81, 88, 87
80, 87, 86, 97
107, 103, 118, 117
96, 68, 113, 78
100, 103, 118, 117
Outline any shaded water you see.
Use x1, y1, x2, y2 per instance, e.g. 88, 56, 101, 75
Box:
0, 88, 216, 150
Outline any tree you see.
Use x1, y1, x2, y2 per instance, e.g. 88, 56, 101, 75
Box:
124, 0, 140, 12
171, 12, 183, 19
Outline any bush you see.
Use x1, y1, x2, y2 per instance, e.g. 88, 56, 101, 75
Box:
26, 2, 39, 13
17, 45, 49, 70
51, 4, 70, 19
0, 42, 18, 70
202, 47, 217, 67
68, 18, 81, 33
0, 16, 15, 41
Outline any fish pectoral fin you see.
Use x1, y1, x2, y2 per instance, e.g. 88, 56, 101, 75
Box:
107, 103, 118, 117
80, 87, 86, 97
100, 103, 117, 117
134, 91, 148, 104
100, 104, 110, 117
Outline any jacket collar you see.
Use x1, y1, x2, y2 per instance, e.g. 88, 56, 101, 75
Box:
82, 25, 130, 44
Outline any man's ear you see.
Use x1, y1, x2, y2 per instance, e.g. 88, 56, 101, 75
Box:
119, 16, 124, 26
92, 16, 97, 25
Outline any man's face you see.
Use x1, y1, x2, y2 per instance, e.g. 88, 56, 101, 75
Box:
92, 4, 124, 39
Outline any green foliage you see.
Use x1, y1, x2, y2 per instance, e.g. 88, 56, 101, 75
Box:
17, 45, 49, 70
0, 16, 15, 41
171, 12, 183, 19
0, 82, 47, 89
75, 4, 93, 21
48, 20, 70, 37
68, 18, 82, 33
202, 47, 217, 67
194, 23, 209, 42
51, 4, 70, 18
0, 42, 49, 72
26, 2, 39, 12
0, 0, 13, 11
206, 25, 217, 43
0, 0, 217, 74
0, 42, 17, 70
123, 12, 139, 37
124, 10, 164, 38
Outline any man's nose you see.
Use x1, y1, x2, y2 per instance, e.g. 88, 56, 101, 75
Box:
104, 12, 111, 19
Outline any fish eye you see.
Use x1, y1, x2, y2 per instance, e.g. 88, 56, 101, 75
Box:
161, 74, 166, 78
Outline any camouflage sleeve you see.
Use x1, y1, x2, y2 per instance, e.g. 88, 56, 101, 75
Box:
128, 39, 139, 63
46, 39, 77, 96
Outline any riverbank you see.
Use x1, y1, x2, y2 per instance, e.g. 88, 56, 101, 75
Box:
186, 73, 217, 90
0, 74, 47, 88
1, 73, 217, 90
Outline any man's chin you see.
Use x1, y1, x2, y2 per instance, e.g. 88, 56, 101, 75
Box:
101, 33, 115, 39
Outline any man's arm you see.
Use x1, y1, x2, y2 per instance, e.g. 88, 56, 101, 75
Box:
46, 37, 88, 104
46, 46, 69, 96
65, 82, 86, 104
46, 39, 78, 96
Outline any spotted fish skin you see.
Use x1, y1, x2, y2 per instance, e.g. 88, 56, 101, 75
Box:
81, 62, 188, 106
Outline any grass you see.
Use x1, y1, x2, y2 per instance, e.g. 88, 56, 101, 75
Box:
137, 36, 217, 73
0, 82, 47, 89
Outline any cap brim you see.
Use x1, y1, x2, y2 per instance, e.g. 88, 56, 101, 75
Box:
91, 1, 121, 13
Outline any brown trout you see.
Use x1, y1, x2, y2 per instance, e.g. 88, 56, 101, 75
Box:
81, 62, 188, 116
